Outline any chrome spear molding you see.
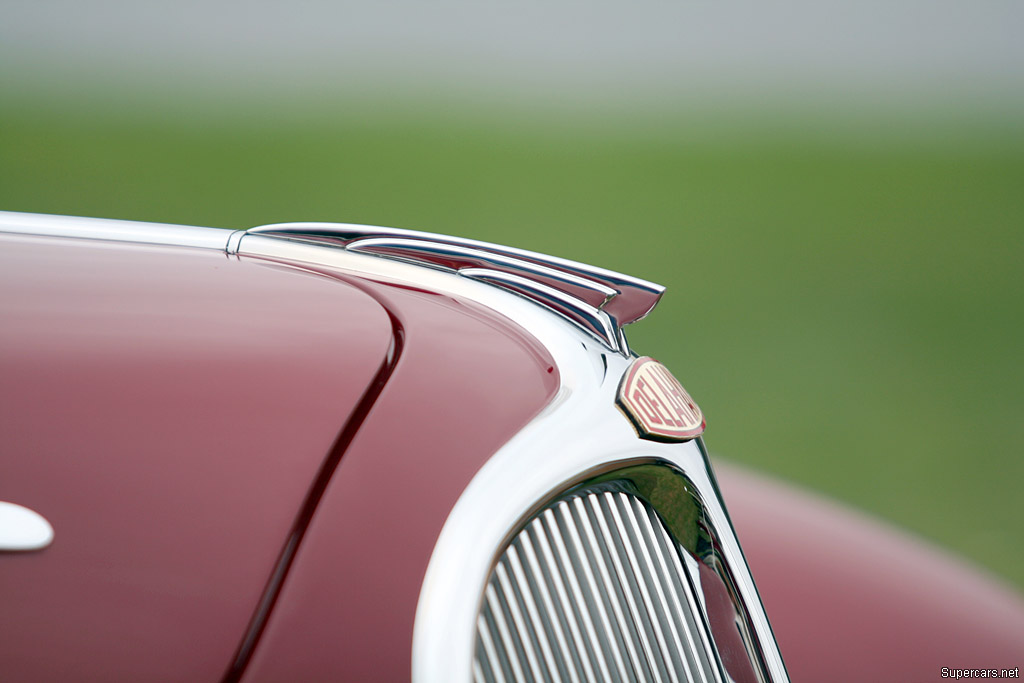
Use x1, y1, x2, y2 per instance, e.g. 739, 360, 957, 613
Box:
247, 222, 665, 354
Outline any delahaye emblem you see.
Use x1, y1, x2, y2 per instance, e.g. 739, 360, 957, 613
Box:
617, 356, 705, 442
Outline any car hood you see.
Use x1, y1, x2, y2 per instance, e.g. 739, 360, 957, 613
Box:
0, 233, 394, 681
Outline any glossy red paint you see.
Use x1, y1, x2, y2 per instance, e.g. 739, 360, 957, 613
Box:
237, 256, 561, 683
716, 462, 1024, 682
0, 234, 394, 681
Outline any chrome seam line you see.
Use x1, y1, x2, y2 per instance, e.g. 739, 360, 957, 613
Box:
226, 229, 246, 255
221, 233, 788, 682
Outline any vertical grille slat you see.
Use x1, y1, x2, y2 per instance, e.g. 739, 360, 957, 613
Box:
655, 519, 722, 677
517, 531, 583, 683
556, 501, 634, 682
505, 545, 565, 683
635, 502, 714, 683
575, 496, 647, 682
476, 488, 724, 683
474, 657, 491, 683
600, 492, 669, 683
529, 518, 600, 682
485, 583, 529, 682
477, 611, 509, 683
495, 562, 547, 682
616, 494, 689, 683
625, 495, 707, 683
588, 494, 657, 683
543, 507, 616, 681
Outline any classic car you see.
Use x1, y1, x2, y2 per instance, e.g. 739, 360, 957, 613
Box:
1, 210, 1021, 682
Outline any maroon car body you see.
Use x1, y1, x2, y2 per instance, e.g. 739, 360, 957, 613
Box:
1, 212, 1021, 682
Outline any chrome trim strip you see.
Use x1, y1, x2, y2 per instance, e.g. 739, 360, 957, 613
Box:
0, 501, 54, 552
0, 211, 232, 250
346, 237, 618, 308
460, 268, 621, 351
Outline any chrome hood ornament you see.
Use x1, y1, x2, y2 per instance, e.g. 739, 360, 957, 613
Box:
245, 222, 665, 354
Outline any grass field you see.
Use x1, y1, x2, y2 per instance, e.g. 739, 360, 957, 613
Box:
3, 89, 1023, 588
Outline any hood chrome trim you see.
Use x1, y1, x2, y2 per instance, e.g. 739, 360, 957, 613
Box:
247, 221, 665, 354
0, 211, 234, 250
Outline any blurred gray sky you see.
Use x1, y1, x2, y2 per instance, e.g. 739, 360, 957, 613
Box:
3, 1, 1023, 108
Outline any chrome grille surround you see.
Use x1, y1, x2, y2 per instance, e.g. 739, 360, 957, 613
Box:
475, 484, 723, 683
221, 231, 788, 682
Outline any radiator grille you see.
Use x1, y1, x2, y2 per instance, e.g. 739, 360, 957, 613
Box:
474, 488, 723, 683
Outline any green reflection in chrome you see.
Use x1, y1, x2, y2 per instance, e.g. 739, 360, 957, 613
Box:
582, 462, 704, 555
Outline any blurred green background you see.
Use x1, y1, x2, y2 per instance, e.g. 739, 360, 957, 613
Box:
2, 3, 1022, 589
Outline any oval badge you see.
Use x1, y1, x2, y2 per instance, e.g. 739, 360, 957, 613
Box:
617, 357, 705, 442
